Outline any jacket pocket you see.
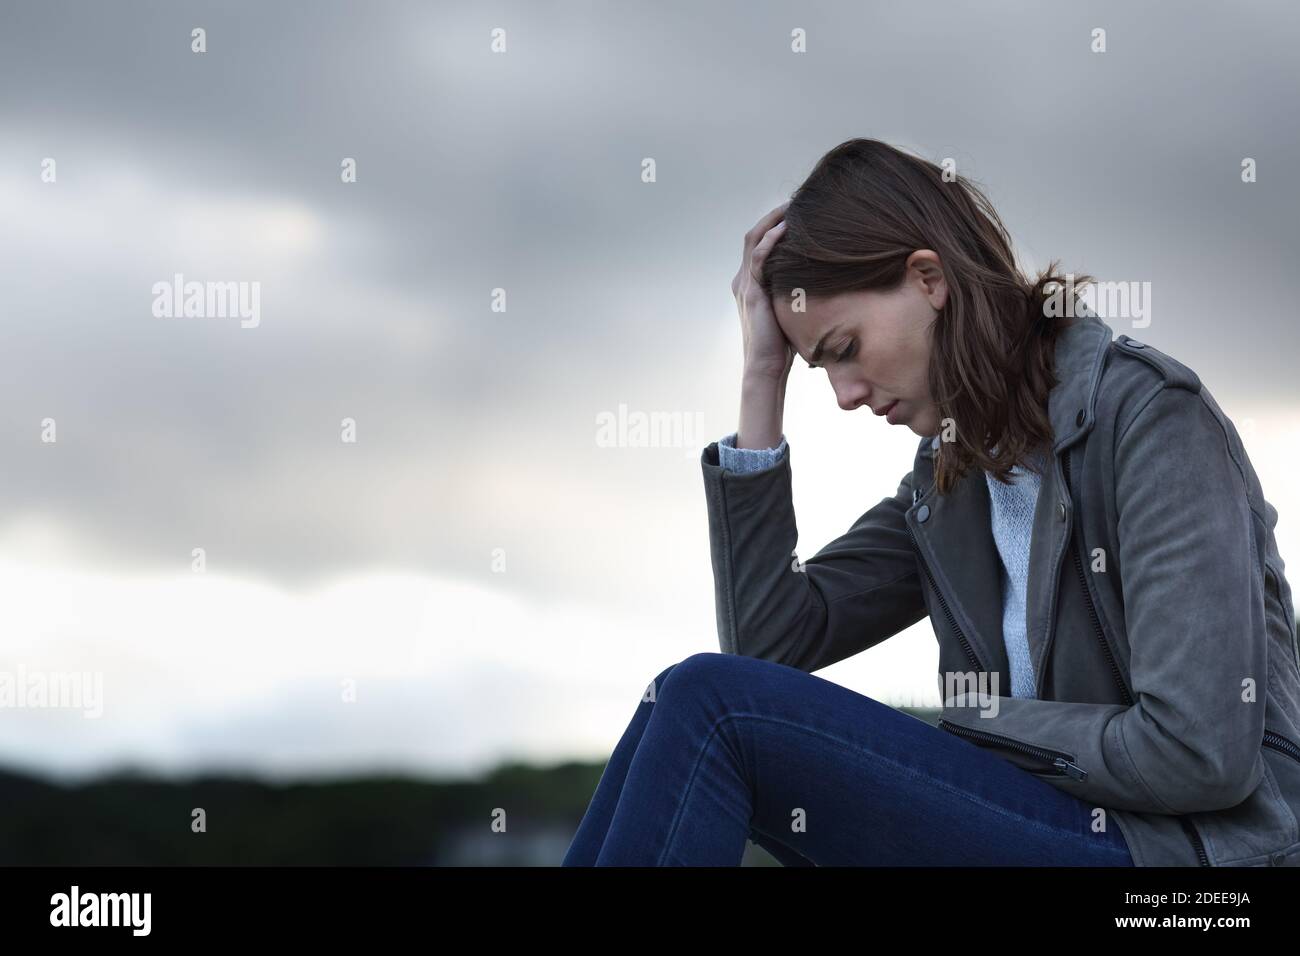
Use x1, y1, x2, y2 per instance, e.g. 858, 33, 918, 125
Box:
937, 719, 1088, 780
1184, 730, 1300, 866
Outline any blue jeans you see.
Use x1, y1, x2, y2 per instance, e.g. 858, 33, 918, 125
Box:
562, 652, 1135, 866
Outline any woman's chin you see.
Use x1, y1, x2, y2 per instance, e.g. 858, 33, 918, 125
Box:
906, 410, 939, 438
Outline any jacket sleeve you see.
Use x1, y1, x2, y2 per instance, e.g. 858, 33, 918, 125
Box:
938, 384, 1268, 814
701, 436, 928, 673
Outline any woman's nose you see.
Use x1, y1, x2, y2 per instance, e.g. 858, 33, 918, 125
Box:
834, 381, 871, 412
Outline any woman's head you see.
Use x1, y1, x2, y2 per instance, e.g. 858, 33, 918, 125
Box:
762, 138, 1092, 493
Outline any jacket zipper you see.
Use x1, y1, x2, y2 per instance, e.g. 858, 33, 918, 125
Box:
905, 464, 981, 672
1061, 445, 1210, 865
1179, 817, 1211, 866
906, 521, 983, 674
1263, 729, 1300, 764
1061, 447, 1133, 705
936, 718, 1088, 780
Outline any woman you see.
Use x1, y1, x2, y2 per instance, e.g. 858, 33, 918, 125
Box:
562, 138, 1300, 866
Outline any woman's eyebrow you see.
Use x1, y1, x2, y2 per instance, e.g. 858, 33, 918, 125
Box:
806, 325, 843, 368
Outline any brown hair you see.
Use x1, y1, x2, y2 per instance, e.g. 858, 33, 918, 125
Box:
760, 138, 1094, 494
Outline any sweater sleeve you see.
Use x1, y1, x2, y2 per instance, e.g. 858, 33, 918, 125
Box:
716, 430, 789, 474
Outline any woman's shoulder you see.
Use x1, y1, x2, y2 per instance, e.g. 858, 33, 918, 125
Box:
1093, 332, 1205, 437
1103, 333, 1202, 393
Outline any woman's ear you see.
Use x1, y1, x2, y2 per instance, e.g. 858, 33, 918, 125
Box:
906, 249, 948, 311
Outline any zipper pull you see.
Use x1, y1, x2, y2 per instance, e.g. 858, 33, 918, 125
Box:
1054, 757, 1088, 780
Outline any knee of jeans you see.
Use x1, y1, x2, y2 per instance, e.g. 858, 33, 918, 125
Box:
642, 662, 679, 703
657, 651, 746, 699
643, 652, 746, 707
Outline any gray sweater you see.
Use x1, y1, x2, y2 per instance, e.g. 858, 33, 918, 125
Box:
716, 432, 1042, 698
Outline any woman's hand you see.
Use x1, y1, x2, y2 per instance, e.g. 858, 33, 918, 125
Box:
732, 202, 793, 450
732, 201, 794, 382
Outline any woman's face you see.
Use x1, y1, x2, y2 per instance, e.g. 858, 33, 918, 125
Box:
772, 250, 947, 438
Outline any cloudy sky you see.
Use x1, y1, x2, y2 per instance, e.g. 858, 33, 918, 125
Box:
2, 1, 1298, 782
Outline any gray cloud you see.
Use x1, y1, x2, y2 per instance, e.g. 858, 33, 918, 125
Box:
2, 0, 1297, 609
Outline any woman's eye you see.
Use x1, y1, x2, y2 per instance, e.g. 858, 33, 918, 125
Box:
836, 341, 856, 362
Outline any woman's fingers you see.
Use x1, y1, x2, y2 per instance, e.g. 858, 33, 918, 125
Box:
734, 200, 790, 302
742, 200, 791, 260
749, 219, 788, 283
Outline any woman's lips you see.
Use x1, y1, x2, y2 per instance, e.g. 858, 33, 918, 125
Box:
885, 400, 902, 424
876, 399, 899, 419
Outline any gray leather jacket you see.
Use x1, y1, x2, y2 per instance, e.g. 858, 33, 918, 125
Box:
700, 311, 1300, 866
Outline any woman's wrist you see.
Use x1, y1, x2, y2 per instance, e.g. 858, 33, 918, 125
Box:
737, 371, 787, 450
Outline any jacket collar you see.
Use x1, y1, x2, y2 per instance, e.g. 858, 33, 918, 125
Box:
1045, 307, 1113, 453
